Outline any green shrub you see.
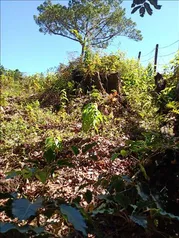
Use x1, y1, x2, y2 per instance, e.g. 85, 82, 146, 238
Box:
82, 103, 103, 133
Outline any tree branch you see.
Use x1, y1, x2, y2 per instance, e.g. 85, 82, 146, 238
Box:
45, 23, 80, 42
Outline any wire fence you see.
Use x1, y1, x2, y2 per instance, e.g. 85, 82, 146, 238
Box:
139, 39, 179, 72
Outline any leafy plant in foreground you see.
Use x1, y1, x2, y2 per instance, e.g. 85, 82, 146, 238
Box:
94, 173, 179, 230
43, 136, 63, 163
0, 195, 87, 236
82, 103, 103, 133
6, 136, 72, 184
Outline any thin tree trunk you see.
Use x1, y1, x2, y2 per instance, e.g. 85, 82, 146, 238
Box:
81, 43, 85, 58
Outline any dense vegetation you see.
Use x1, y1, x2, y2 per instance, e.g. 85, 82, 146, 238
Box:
0, 50, 179, 237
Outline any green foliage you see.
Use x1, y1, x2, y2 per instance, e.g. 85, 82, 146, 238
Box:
61, 51, 158, 130
154, 52, 179, 134
95, 172, 179, 230
60, 204, 87, 236
158, 52, 179, 111
23, 73, 58, 93
82, 51, 126, 74
44, 136, 62, 163
1, 51, 179, 238
59, 89, 69, 109
121, 59, 158, 129
1, 115, 37, 149
0, 193, 87, 236
0, 222, 44, 234
90, 87, 102, 102
34, 0, 142, 56
82, 103, 103, 133
12, 198, 43, 221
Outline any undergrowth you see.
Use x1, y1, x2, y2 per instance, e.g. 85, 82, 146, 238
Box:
0, 52, 179, 237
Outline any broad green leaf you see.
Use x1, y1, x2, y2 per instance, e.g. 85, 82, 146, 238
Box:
82, 142, 97, 153
6, 170, 21, 179
44, 148, 56, 163
57, 159, 73, 167
111, 153, 119, 161
35, 170, 49, 184
21, 168, 33, 179
60, 204, 87, 236
0, 223, 16, 233
130, 215, 148, 228
84, 190, 92, 204
71, 146, 80, 156
109, 175, 125, 193
0, 222, 44, 234
12, 198, 43, 221
114, 193, 130, 208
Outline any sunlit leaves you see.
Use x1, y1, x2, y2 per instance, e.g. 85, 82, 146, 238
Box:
35, 169, 49, 184
35, 0, 142, 55
43, 136, 62, 163
82, 103, 103, 133
6, 168, 35, 180
110, 153, 119, 161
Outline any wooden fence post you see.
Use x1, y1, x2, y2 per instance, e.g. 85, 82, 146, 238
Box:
138, 51, 141, 61
154, 44, 159, 73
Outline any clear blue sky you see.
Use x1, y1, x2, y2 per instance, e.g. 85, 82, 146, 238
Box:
1, 0, 179, 75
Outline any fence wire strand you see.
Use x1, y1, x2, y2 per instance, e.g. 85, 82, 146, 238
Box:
141, 48, 155, 58
159, 40, 179, 49
139, 40, 179, 61
140, 55, 154, 63
158, 51, 177, 58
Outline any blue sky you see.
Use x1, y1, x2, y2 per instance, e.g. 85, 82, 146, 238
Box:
1, 0, 179, 75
